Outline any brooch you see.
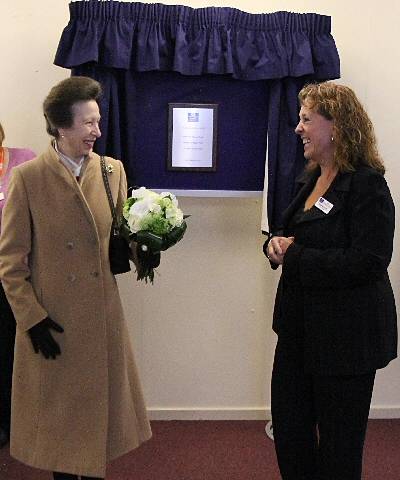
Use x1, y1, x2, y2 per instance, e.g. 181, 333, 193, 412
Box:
106, 164, 114, 174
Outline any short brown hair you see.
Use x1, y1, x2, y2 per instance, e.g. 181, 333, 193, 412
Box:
43, 76, 102, 138
299, 82, 384, 174
0, 122, 4, 146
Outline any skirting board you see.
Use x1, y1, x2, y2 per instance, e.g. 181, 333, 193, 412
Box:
148, 407, 400, 421
369, 407, 400, 419
148, 408, 270, 421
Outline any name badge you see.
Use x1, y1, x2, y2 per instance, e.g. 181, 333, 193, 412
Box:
315, 196, 333, 214
0, 192, 4, 201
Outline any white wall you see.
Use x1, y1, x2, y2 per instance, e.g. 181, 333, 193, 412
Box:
1, 0, 399, 419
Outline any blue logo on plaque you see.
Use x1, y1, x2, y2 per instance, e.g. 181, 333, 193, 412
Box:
188, 112, 199, 122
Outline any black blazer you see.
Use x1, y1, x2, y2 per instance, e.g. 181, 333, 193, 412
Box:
272, 165, 397, 375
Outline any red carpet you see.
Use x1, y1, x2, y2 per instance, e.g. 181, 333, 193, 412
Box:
1, 420, 399, 479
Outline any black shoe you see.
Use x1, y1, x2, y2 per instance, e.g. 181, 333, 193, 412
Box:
0, 428, 9, 448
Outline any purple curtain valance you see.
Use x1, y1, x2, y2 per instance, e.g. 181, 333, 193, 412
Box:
54, 1, 340, 81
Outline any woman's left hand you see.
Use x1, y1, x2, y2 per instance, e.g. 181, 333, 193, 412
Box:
267, 236, 294, 265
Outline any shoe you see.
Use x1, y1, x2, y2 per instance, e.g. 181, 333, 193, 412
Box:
0, 428, 9, 448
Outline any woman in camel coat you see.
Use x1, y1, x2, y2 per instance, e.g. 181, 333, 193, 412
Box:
0, 77, 151, 479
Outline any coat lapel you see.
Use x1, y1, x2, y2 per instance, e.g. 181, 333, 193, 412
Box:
281, 168, 318, 227
42, 143, 77, 185
42, 144, 100, 237
282, 167, 353, 229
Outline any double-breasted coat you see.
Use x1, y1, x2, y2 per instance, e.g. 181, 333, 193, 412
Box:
0, 144, 151, 477
271, 165, 397, 375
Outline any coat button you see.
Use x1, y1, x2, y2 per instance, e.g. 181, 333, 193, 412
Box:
66, 241, 74, 249
68, 274, 76, 282
91, 271, 99, 277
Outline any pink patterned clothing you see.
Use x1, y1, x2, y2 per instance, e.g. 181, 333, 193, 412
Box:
0, 148, 36, 232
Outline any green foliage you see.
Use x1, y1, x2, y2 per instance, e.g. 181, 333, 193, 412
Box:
140, 212, 171, 235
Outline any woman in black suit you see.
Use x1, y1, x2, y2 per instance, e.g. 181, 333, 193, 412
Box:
266, 82, 397, 480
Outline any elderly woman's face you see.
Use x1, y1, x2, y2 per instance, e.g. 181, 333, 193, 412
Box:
295, 101, 334, 164
58, 100, 101, 160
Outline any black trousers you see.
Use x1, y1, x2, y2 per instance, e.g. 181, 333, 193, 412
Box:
0, 282, 16, 434
271, 337, 375, 480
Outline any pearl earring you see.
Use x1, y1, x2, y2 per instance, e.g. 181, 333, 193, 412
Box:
331, 136, 334, 142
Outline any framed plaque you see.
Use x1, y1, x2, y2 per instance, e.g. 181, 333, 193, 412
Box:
167, 103, 218, 171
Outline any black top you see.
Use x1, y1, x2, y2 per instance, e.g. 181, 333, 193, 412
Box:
271, 166, 397, 375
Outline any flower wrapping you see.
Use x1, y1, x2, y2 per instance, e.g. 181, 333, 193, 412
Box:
122, 187, 188, 283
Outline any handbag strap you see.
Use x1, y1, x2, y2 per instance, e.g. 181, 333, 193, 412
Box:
100, 156, 119, 233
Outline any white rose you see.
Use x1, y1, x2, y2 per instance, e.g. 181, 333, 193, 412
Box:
130, 187, 148, 199
165, 206, 177, 219
160, 191, 175, 200
166, 207, 183, 227
175, 209, 184, 226
127, 214, 142, 233
160, 192, 179, 207
130, 200, 150, 219
149, 202, 162, 214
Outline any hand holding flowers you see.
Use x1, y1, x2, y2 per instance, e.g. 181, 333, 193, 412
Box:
122, 188, 188, 283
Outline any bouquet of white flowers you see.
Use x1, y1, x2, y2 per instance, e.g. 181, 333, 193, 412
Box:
122, 187, 188, 283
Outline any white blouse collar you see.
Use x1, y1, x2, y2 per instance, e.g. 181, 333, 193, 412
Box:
54, 141, 85, 177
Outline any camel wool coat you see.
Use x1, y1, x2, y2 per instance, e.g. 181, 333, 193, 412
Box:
0, 144, 151, 477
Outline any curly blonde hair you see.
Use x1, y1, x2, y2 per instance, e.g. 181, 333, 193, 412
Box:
298, 82, 384, 174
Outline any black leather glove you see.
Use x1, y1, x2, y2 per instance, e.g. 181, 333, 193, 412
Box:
28, 317, 64, 359
137, 244, 161, 269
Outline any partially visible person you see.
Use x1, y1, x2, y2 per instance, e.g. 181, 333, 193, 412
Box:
0, 122, 35, 448
265, 82, 397, 479
0, 77, 152, 479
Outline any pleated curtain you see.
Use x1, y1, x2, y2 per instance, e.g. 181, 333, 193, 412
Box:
54, 0, 340, 232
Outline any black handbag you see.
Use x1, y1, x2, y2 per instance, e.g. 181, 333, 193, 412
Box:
100, 156, 131, 275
